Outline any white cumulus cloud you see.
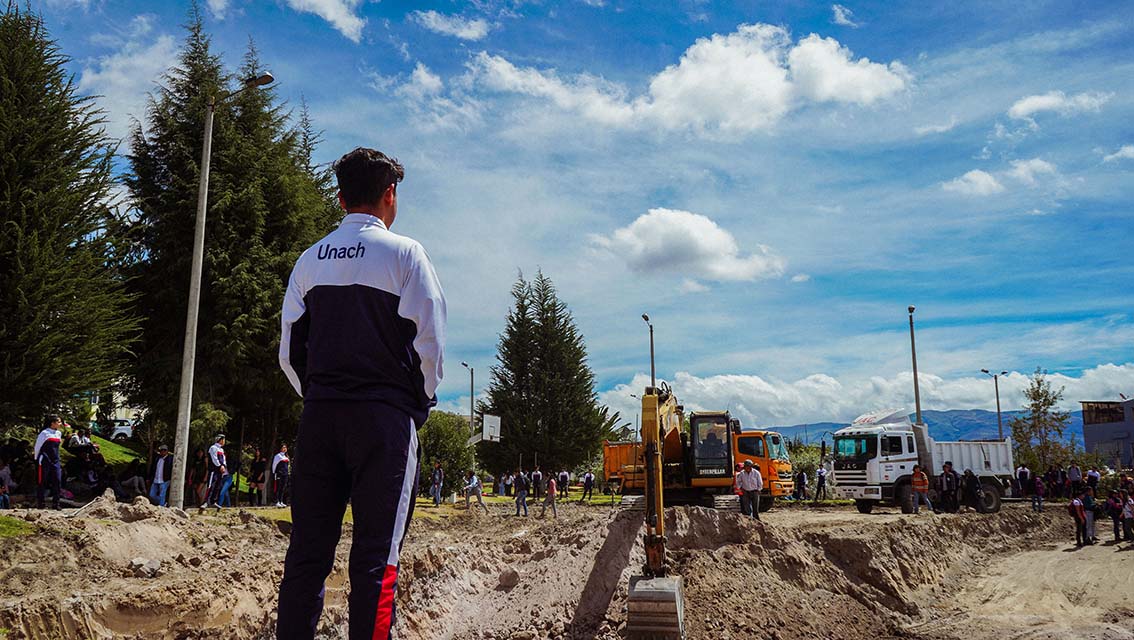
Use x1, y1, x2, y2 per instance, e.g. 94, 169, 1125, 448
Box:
467, 23, 909, 135
284, 0, 365, 42
941, 169, 1005, 196
1007, 158, 1057, 186
1102, 145, 1134, 163
77, 19, 178, 142
590, 208, 786, 282
397, 63, 444, 100
1007, 90, 1112, 122
788, 34, 910, 105
831, 4, 859, 28
791, 274, 811, 283
412, 10, 492, 41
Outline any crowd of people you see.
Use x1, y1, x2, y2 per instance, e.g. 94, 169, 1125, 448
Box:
426, 463, 602, 519
0, 416, 295, 512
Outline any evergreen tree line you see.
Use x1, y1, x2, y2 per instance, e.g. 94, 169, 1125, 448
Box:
0, 6, 339, 459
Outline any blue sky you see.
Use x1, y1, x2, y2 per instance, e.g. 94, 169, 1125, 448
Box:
37, 0, 1134, 426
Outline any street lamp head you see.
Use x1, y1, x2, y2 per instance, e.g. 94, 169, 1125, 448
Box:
461, 361, 470, 369
245, 72, 274, 88
1000, 371, 1008, 376
641, 313, 650, 324
981, 369, 990, 374
908, 305, 916, 314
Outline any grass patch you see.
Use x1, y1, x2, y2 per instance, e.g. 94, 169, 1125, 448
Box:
59, 435, 145, 474
0, 515, 35, 538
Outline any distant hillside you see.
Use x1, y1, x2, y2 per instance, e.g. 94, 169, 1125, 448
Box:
769, 409, 1084, 445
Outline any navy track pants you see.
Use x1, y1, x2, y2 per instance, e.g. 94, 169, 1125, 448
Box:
277, 401, 420, 640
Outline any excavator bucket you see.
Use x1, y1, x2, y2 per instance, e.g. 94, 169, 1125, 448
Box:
626, 575, 685, 640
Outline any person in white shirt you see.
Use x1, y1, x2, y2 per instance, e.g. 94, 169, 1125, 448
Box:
736, 459, 764, 520
814, 466, 828, 502
149, 444, 172, 506
463, 470, 488, 513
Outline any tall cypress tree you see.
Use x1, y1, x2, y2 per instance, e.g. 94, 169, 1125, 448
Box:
480, 271, 611, 473
124, 9, 339, 448
0, 7, 138, 428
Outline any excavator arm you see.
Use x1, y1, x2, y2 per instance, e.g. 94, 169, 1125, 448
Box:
626, 385, 686, 639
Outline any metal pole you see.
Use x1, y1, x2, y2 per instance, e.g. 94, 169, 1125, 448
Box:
994, 374, 1003, 440
908, 306, 923, 425
469, 367, 474, 435
169, 97, 215, 510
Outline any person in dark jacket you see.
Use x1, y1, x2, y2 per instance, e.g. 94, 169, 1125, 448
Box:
148, 444, 173, 506
1105, 491, 1123, 541
249, 449, 267, 506
937, 462, 960, 513
34, 415, 64, 510
514, 467, 529, 516
961, 469, 981, 512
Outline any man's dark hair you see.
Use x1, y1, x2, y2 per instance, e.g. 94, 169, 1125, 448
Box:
43, 415, 60, 430
333, 147, 405, 209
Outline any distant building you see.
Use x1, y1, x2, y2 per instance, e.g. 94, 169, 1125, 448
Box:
1081, 399, 1134, 468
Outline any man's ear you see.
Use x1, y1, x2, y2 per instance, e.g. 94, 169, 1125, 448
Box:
383, 183, 397, 205
337, 192, 347, 211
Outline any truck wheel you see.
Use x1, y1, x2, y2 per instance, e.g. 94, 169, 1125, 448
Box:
978, 482, 1002, 513
898, 485, 914, 514
855, 500, 874, 514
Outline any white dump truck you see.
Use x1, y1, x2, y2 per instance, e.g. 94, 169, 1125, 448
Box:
832, 409, 1014, 514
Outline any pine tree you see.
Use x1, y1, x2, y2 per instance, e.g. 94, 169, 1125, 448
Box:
0, 7, 138, 428
479, 271, 610, 474
1009, 368, 1073, 471
124, 9, 339, 451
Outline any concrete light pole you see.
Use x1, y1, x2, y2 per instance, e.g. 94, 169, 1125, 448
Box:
908, 306, 923, 425
462, 361, 474, 435
169, 72, 275, 509
981, 369, 1009, 440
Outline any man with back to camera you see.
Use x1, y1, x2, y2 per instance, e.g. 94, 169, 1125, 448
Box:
272, 444, 291, 507
276, 147, 446, 640
34, 415, 63, 510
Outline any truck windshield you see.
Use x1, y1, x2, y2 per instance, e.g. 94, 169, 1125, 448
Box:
765, 434, 789, 461
835, 435, 876, 461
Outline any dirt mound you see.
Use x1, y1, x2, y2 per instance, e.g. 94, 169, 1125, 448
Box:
0, 502, 1085, 640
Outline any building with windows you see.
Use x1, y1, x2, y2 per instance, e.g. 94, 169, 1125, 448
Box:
1081, 399, 1134, 469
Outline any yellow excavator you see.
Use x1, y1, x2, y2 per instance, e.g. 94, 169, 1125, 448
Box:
625, 380, 687, 639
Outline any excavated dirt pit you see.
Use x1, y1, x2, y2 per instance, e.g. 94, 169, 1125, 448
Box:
1, 495, 1131, 640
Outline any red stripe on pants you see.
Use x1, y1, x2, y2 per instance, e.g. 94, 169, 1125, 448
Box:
371, 564, 398, 640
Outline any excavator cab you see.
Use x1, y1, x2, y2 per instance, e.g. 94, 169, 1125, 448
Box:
688, 413, 734, 481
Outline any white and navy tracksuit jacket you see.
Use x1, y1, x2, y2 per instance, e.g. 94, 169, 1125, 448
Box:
34, 427, 63, 508
276, 212, 446, 640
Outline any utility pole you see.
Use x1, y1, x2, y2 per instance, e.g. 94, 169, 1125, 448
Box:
908, 306, 923, 425
981, 369, 1008, 440
170, 72, 275, 509
642, 314, 655, 390
462, 362, 474, 435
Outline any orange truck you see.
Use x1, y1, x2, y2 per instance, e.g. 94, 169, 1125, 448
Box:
732, 429, 794, 510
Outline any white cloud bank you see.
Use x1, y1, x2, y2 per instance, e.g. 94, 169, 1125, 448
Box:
284, 0, 365, 42
941, 169, 1004, 196
412, 10, 491, 41
914, 116, 957, 136
590, 208, 786, 283
1102, 145, 1134, 163
599, 364, 1134, 428
467, 23, 909, 135
1007, 90, 1112, 122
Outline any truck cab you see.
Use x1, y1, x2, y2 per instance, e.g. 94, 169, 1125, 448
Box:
832, 408, 1012, 514
733, 429, 794, 506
